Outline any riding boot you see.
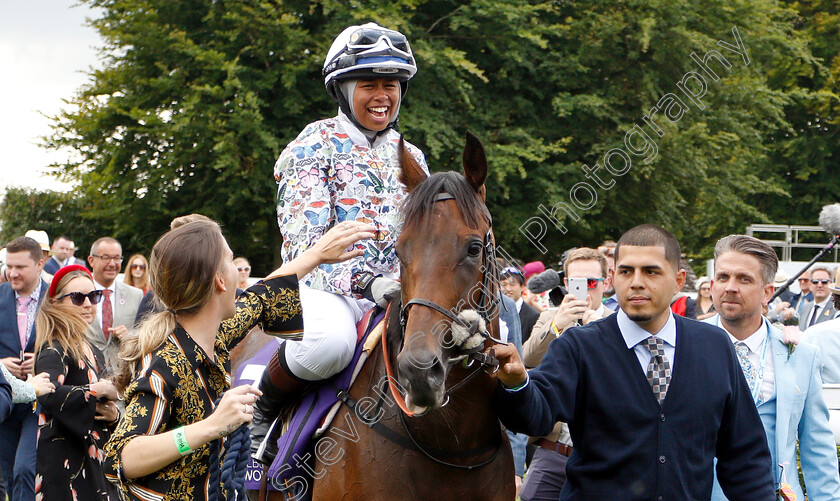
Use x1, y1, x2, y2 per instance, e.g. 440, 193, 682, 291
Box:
251, 343, 310, 464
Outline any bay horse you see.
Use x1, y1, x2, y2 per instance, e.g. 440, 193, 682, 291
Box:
266, 132, 514, 500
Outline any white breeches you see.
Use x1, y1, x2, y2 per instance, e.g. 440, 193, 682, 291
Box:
283, 284, 375, 381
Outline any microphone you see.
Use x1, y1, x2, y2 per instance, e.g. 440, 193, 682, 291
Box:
527, 269, 561, 294
771, 203, 840, 301
819, 203, 840, 235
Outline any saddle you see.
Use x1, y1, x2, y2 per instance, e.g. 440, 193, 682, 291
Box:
238, 308, 387, 496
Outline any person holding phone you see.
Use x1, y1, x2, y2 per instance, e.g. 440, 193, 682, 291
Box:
519, 248, 614, 501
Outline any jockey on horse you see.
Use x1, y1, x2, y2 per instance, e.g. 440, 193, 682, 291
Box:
251, 23, 429, 462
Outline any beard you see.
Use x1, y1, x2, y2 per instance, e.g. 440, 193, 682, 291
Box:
625, 311, 654, 323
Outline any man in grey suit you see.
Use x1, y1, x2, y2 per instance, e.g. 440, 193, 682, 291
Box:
799, 266, 837, 330
87, 237, 143, 372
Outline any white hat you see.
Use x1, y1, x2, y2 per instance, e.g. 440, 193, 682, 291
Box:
24, 230, 50, 252
773, 270, 791, 287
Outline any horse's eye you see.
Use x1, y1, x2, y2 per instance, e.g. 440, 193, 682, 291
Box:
467, 242, 482, 257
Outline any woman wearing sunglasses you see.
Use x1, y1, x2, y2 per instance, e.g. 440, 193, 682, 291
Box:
123, 254, 150, 295
256, 23, 429, 458
33, 264, 121, 501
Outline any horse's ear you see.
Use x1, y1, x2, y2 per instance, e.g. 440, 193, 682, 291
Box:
399, 135, 427, 193
462, 131, 487, 202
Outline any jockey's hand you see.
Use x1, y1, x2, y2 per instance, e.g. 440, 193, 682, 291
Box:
369, 277, 400, 308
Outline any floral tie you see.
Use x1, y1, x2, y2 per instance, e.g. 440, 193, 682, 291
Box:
735, 342, 761, 404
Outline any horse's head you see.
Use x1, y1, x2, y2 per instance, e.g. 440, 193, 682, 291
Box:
393, 132, 499, 415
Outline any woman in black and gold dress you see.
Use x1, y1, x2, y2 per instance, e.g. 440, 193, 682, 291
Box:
104, 217, 372, 500
34, 264, 122, 501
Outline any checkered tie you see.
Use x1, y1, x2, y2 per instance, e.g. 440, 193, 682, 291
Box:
643, 336, 671, 404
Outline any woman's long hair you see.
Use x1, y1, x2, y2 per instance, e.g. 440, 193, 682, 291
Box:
34, 270, 94, 365
123, 254, 150, 293
116, 220, 226, 390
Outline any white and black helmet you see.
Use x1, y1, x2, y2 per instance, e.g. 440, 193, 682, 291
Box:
323, 23, 417, 100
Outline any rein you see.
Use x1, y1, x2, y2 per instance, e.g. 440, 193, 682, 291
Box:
389, 190, 506, 416
340, 190, 506, 471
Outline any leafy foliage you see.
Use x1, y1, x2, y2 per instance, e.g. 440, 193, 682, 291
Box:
0, 187, 105, 256
11, 0, 836, 274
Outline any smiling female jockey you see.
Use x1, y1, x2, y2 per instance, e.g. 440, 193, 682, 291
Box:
251, 23, 429, 460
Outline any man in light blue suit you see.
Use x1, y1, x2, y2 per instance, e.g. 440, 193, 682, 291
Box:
707, 235, 840, 500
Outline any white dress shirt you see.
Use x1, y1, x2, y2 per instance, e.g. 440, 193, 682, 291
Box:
617, 309, 678, 375
718, 317, 775, 403
93, 279, 116, 327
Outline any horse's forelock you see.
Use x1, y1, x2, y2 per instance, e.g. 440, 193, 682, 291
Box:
401, 172, 489, 231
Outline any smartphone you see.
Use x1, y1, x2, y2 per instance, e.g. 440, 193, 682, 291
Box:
567, 277, 588, 302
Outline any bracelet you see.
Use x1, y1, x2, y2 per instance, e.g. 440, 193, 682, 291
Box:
550, 321, 561, 337
173, 427, 192, 456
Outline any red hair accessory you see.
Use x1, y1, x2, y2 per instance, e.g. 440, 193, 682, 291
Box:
48, 265, 93, 298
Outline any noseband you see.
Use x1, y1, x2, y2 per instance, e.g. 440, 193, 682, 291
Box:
397, 192, 507, 401
343, 190, 507, 471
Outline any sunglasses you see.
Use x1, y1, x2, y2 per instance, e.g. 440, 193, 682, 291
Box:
811, 279, 831, 284
131, 264, 146, 270
238, 267, 251, 272
798, 278, 811, 282
56, 290, 104, 306
501, 266, 525, 277
585, 278, 605, 289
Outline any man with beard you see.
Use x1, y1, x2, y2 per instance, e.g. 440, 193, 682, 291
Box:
490, 224, 774, 500
0, 236, 47, 500
706, 235, 840, 500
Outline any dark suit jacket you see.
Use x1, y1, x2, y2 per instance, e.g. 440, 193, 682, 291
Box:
518, 301, 540, 344
0, 370, 13, 422
43, 257, 62, 276
0, 280, 47, 357
495, 314, 775, 500
0, 281, 46, 447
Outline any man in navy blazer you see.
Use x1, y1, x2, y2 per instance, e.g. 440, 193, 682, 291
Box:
707, 235, 840, 500
0, 236, 47, 501
491, 224, 775, 500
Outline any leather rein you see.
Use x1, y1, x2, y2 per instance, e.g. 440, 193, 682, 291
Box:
377, 191, 507, 470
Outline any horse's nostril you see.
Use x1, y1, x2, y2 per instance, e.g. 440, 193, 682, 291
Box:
428, 356, 445, 385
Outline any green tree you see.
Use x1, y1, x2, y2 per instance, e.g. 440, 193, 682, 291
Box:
757, 0, 840, 246
0, 187, 104, 256
42, 0, 825, 272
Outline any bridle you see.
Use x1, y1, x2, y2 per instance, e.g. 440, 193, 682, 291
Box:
395, 192, 508, 409
340, 190, 509, 471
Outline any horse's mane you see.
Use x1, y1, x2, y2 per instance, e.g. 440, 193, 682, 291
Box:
401, 172, 490, 230
385, 291, 404, 362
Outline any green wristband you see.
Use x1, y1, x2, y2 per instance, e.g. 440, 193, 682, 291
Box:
173, 427, 192, 456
